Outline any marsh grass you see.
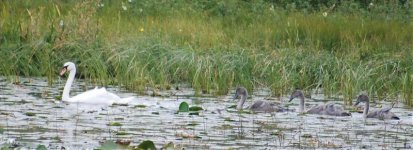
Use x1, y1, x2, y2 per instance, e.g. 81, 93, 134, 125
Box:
0, 0, 412, 106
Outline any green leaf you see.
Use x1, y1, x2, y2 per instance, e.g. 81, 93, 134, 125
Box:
36, 145, 47, 150
98, 141, 117, 150
178, 102, 189, 112
107, 122, 122, 126
25, 112, 36, 116
188, 106, 203, 111
138, 140, 156, 150
1, 144, 10, 150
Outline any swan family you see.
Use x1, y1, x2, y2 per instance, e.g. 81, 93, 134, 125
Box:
233, 87, 399, 120
58, 61, 400, 120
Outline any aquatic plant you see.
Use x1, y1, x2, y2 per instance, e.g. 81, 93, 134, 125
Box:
0, 0, 412, 106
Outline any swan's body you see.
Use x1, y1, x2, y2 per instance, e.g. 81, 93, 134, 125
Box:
289, 90, 350, 116
60, 62, 134, 105
354, 94, 399, 120
234, 87, 293, 113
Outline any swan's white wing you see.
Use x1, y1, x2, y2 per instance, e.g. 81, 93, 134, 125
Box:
69, 87, 120, 105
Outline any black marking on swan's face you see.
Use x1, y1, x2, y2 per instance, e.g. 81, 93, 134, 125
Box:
289, 90, 303, 102
354, 94, 369, 106
60, 66, 68, 77
233, 87, 248, 100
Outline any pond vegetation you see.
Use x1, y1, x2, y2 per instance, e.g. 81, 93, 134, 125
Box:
1, 0, 413, 106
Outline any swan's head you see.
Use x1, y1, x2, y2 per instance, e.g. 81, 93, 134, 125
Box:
354, 94, 369, 106
289, 90, 304, 102
60, 62, 76, 76
233, 87, 248, 100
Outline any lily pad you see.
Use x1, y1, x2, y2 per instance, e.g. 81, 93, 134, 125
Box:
189, 106, 203, 111
25, 112, 36, 116
227, 105, 237, 109
98, 141, 117, 150
35, 145, 47, 150
134, 105, 147, 108
54, 95, 62, 101
137, 140, 156, 150
116, 131, 128, 135
107, 122, 122, 126
301, 134, 312, 138
178, 102, 189, 112
189, 112, 199, 115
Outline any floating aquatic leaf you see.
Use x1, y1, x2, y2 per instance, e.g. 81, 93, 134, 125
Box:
137, 140, 156, 150
54, 95, 62, 101
107, 122, 122, 126
189, 106, 203, 111
98, 140, 117, 150
25, 112, 36, 116
188, 112, 199, 115
35, 145, 47, 150
151, 112, 159, 115
178, 102, 189, 112
1, 144, 10, 150
116, 131, 128, 135
227, 105, 237, 109
134, 104, 147, 108
301, 134, 312, 138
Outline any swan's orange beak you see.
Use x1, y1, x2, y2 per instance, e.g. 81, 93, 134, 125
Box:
60, 67, 67, 77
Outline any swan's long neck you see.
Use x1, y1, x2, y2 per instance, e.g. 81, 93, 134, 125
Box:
363, 99, 369, 118
298, 95, 305, 113
237, 95, 246, 110
62, 68, 76, 101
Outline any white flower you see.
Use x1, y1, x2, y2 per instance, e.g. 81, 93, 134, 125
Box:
369, 2, 373, 6
322, 12, 328, 17
270, 5, 274, 11
122, 2, 127, 11
98, 3, 104, 7
128, 0, 133, 3
139, 8, 143, 12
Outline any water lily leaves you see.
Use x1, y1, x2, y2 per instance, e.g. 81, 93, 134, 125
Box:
1, 144, 10, 150
98, 141, 117, 150
179, 102, 204, 114
137, 140, 156, 150
25, 112, 36, 116
35, 145, 47, 150
178, 102, 189, 112
54, 95, 62, 101
188, 106, 203, 111
107, 122, 122, 126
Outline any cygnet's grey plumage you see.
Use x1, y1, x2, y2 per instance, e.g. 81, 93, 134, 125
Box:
354, 94, 399, 120
289, 90, 351, 116
233, 87, 293, 113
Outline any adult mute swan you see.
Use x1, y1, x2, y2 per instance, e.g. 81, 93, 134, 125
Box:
354, 94, 399, 120
289, 90, 351, 116
233, 87, 294, 113
60, 62, 134, 105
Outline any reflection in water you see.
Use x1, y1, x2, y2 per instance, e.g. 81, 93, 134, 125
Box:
0, 77, 412, 149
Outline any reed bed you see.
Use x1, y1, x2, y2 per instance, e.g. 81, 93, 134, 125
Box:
0, 0, 412, 106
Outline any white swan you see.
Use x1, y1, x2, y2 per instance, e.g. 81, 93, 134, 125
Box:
60, 62, 134, 105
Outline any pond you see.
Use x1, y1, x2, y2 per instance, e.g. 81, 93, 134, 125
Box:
0, 77, 412, 149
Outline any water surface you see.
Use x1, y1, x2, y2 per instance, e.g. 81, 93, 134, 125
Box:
0, 77, 412, 149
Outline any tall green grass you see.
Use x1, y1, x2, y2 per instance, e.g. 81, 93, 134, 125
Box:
0, 0, 412, 107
